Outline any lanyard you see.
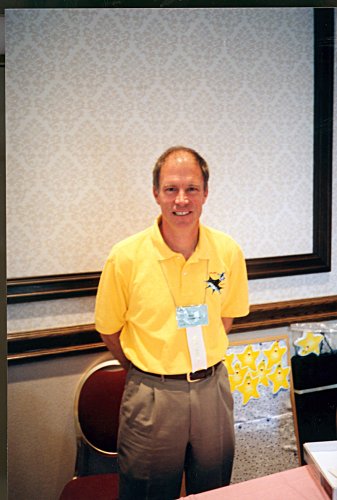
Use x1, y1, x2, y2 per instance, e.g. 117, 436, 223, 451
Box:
158, 258, 209, 309
159, 258, 209, 372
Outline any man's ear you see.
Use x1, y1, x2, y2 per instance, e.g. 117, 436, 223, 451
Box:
153, 185, 159, 204
203, 186, 209, 203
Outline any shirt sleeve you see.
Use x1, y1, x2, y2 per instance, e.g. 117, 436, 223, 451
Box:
95, 251, 128, 335
221, 244, 249, 318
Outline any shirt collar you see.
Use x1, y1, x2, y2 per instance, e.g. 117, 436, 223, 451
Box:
151, 216, 209, 261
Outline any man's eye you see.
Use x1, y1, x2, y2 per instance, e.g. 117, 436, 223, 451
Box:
165, 187, 176, 192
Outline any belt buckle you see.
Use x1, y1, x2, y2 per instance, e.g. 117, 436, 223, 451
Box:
186, 365, 215, 383
187, 372, 202, 383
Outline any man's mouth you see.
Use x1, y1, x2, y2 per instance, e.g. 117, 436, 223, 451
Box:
173, 211, 190, 216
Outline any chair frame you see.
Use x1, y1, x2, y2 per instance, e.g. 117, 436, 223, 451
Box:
60, 358, 124, 498
74, 358, 124, 458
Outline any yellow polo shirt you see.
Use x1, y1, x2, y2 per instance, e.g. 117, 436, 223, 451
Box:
95, 218, 249, 374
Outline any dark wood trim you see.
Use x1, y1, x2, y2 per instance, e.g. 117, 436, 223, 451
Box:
234, 295, 337, 332
7, 295, 337, 363
0, 1, 335, 12
7, 272, 100, 304
313, 8, 333, 268
6, 8, 334, 303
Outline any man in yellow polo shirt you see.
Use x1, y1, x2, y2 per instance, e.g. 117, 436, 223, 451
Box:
95, 146, 249, 500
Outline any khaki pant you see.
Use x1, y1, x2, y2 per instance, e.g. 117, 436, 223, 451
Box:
117, 363, 235, 500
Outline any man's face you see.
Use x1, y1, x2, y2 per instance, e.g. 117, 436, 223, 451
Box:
153, 151, 208, 231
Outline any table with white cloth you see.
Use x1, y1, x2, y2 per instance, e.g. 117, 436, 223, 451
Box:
180, 466, 330, 500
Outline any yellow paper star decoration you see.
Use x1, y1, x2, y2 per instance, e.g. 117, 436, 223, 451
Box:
223, 353, 236, 375
236, 344, 260, 371
236, 372, 261, 405
294, 330, 324, 356
263, 341, 287, 369
255, 359, 273, 387
267, 364, 290, 394
228, 362, 249, 392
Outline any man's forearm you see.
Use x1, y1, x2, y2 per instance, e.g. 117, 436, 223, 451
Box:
222, 317, 233, 334
100, 331, 130, 371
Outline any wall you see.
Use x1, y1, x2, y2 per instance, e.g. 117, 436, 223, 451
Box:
6, 8, 337, 336
6, 8, 337, 500
0, 13, 7, 500
6, 8, 314, 278
8, 351, 105, 500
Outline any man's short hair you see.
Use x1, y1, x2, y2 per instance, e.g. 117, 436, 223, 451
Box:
153, 146, 209, 191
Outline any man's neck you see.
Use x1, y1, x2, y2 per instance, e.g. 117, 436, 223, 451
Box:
159, 220, 199, 260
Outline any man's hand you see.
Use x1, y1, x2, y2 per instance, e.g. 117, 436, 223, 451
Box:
100, 331, 131, 371
221, 317, 233, 334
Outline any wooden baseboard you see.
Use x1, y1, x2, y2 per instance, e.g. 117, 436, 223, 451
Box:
7, 295, 337, 362
234, 295, 337, 332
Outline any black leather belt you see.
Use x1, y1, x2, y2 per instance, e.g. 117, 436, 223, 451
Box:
132, 361, 222, 382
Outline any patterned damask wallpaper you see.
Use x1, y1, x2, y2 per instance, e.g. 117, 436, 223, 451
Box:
6, 8, 314, 278
5, 8, 337, 332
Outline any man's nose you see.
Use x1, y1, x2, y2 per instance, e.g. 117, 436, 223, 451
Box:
175, 189, 188, 204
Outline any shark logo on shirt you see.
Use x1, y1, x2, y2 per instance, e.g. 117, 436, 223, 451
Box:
205, 272, 225, 293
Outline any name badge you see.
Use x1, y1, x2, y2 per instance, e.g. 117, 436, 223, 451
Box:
176, 304, 209, 329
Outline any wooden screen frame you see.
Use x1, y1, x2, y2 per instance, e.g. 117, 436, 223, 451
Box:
6, 8, 334, 304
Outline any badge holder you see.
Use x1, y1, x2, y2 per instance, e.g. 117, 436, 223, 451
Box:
176, 304, 209, 373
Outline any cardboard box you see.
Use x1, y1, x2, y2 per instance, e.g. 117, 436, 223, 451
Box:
304, 441, 337, 500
